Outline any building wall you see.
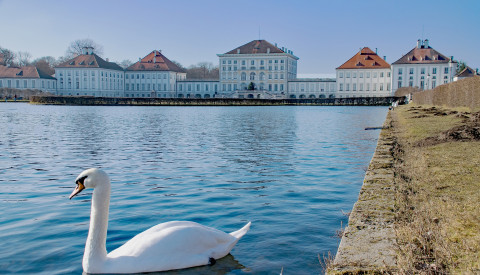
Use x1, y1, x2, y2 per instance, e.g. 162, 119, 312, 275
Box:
287, 79, 336, 98
124, 71, 186, 98
336, 68, 392, 97
0, 78, 56, 93
217, 53, 298, 96
391, 62, 456, 93
176, 80, 219, 98
55, 68, 124, 97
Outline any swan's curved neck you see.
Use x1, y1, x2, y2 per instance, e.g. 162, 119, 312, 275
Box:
84, 181, 111, 269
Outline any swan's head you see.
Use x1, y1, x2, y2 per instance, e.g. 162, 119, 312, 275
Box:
69, 168, 110, 199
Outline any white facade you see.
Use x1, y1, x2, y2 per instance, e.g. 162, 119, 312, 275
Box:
55, 48, 124, 97
335, 47, 392, 98
287, 79, 336, 98
217, 40, 298, 97
124, 71, 186, 98
0, 77, 56, 93
391, 39, 457, 94
176, 80, 219, 98
391, 63, 456, 92
55, 68, 124, 97
336, 68, 392, 98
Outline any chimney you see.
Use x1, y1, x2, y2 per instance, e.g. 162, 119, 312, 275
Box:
424, 39, 429, 48
383, 56, 386, 60
154, 51, 156, 63
83, 47, 89, 55
375, 48, 378, 54
417, 39, 421, 48
450, 56, 454, 61
267, 48, 270, 54
237, 48, 240, 54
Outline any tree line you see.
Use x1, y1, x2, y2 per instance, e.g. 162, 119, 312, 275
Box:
1, 39, 219, 79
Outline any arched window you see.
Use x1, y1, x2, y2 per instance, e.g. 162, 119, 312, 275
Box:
260, 72, 265, 80
241, 72, 246, 81
250, 72, 256, 80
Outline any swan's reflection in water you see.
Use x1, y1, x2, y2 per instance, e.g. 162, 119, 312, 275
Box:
82, 254, 245, 275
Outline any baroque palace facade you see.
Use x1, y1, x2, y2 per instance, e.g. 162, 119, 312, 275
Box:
2, 39, 474, 98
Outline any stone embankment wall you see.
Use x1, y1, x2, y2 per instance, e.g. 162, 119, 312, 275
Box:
30, 96, 401, 106
328, 111, 397, 274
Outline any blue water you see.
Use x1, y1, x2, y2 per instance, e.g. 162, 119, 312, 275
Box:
0, 103, 388, 274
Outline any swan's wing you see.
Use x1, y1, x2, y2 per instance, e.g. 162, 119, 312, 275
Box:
104, 222, 250, 273
108, 221, 236, 259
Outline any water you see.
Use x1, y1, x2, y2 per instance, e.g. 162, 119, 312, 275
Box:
0, 103, 388, 274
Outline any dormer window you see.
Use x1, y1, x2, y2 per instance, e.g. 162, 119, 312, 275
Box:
69, 61, 75, 65
79, 61, 85, 65
89, 61, 95, 65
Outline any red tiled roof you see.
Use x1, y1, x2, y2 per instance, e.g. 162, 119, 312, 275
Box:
224, 40, 285, 54
56, 53, 123, 71
392, 45, 452, 65
337, 47, 390, 69
456, 66, 478, 78
0, 65, 55, 79
126, 50, 185, 73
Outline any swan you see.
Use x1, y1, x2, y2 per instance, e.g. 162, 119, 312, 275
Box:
69, 168, 251, 274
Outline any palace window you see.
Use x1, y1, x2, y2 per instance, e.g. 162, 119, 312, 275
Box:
444, 67, 449, 74
432, 68, 437, 74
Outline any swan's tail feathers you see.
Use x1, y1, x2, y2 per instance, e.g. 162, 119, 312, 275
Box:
229, 221, 251, 239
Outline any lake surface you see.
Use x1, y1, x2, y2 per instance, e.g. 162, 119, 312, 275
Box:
0, 103, 388, 274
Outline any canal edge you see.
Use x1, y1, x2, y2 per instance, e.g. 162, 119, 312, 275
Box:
327, 110, 397, 274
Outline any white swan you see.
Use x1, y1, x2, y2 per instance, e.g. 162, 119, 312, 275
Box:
69, 168, 251, 274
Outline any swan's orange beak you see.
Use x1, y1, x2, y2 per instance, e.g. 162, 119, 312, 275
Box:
69, 181, 85, 199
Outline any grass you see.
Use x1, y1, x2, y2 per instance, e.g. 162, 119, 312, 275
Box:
393, 104, 480, 273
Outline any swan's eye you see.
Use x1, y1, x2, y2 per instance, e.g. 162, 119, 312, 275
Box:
77, 175, 88, 185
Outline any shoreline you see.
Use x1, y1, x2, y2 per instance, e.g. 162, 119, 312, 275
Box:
29, 95, 401, 106
327, 110, 397, 274
328, 103, 480, 274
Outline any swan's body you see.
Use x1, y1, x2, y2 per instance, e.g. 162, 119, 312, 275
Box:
69, 168, 250, 274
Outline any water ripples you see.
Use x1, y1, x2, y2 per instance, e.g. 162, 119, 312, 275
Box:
0, 104, 387, 274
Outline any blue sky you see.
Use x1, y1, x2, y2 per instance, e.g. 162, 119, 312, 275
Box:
0, 0, 479, 76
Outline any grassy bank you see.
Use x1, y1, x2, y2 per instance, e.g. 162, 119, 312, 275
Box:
392, 104, 480, 273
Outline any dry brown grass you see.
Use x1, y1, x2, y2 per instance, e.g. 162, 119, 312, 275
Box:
392, 105, 480, 274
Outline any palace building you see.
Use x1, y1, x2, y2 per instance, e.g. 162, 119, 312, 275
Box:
21, 38, 470, 99
0, 64, 56, 93
124, 50, 186, 98
55, 47, 124, 97
391, 39, 457, 93
336, 47, 392, 98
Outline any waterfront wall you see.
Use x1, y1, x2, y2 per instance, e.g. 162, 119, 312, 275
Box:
327, 111, 397, 274
30, 96, 401, 106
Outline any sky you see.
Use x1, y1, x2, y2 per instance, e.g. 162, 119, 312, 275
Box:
1, 0, 479, 76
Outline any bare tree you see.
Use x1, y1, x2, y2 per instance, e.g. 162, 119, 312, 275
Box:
32, 56, 58, 75
16, 51, 32, 67
118, 59, 133, 69
65, 38, 104, 58
186, 62, 219, 79
171, 60, 186, 71
0, 46, 16, 66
